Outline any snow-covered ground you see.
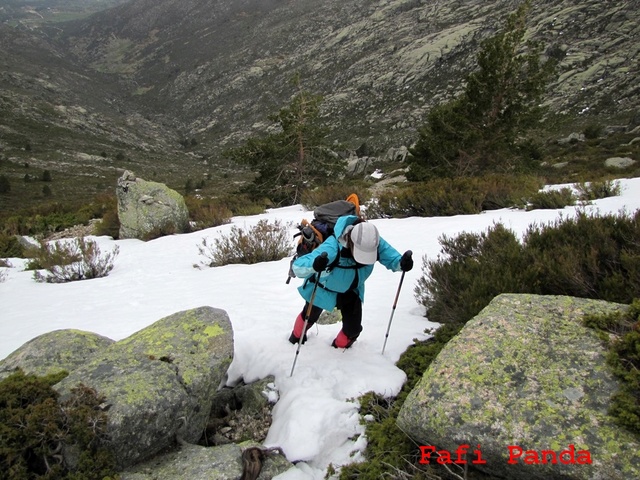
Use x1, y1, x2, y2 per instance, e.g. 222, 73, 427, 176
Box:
2, 177, 639, 479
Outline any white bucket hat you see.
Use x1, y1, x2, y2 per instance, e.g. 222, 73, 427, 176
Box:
350, 222, 379, 264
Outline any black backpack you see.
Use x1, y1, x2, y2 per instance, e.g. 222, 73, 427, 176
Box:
286, 195, 359, 283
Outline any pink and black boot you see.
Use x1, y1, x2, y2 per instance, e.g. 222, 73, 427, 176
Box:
288, 314, 309, 345
331, 330, 357, 349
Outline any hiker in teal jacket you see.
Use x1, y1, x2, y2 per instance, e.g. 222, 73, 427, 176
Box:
289, 215, 413, 348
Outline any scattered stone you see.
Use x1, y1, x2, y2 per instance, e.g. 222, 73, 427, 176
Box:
605, 156, 636, 168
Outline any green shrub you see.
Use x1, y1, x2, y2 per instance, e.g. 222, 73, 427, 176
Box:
0, 174, 10, 193
370, 178, 484, 218
208, 193, 267, 217
478, 173, 543, 210
575, 179, 621, 201
583, 123, 603, 140
583, 299, 640, 435
0, 196, 114, 240
94, 209, 120, 239
0, 370, 116, 479
197, 219, 292, 267
526, 187, 576, 210
26, 237, 120, 283
524, 211, 640, 303
0, 233, 24, 258
368, 174, 540, 219
185, 196, 232, 230
142, 222, 181, 241
415, 223, 528, 325
415, 210, 640, 325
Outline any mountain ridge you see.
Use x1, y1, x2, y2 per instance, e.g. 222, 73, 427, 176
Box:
0, 0, 638, 210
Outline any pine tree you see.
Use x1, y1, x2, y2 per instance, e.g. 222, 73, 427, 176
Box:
226, 76, 345, 206
0, 175, 10, 194
408, 1, 555, 180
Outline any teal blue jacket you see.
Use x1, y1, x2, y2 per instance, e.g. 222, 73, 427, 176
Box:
292, 215, 403, 311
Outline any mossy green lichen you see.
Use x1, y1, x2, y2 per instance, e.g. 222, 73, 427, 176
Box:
583, 299, 640, 436
397, 294, 639, 479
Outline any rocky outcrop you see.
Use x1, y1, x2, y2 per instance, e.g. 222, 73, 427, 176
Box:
120, 443, 290, 480
0, 307, 288, 477
116, 171, 189, 240
397, 294, 640, 480
54, 306, 234, 470
0, 329, 114, 381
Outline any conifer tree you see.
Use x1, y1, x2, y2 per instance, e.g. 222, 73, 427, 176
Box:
408, 1, 555, 180
226, 76, 345, 206
0, 175, 10, 194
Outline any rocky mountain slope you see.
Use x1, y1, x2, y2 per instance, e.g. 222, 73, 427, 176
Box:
0, 0, 638, 208
57, 0, 639, 147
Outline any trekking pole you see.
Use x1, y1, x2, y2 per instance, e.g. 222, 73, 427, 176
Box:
290, 252, 327, 377
381, 252, 411, 355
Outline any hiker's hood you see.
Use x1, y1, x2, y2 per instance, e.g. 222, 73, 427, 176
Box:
334, 215, 359, 248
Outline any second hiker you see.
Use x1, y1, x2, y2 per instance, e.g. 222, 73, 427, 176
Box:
288, 215, 413, 348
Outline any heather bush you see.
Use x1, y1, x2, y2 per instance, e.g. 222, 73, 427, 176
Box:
575, 179, 621, 201
523, 211, 640, 303
92, 193, 120, 239
0, 232, 24, 258
184, 196, 232, 231
368, 174, 540, 218
93, 208, 120, 238
0, 196, 114, 241
416, 210, 640, 325
415, 223, 528, 325
141, 223, 179, 241
526, 186, 576, 210
0, 370, 116, 479
197, 219, 292, 267
26, 237, 119, 283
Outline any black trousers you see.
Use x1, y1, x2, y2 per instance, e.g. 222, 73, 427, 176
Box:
301, 289, 363, 340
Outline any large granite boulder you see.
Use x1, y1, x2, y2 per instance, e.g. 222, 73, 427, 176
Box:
0, 329, 113, 380
397, 294, 640, 480
55, 306, 234, 469
116, 170, 189, 240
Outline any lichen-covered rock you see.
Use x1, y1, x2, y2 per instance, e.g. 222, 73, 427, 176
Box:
397, 294, 640, 480
0, 329, 113, 380
120, 443, 291, 480
604, 156, 636, 169
55, 306, 234, 469
116, 170, 189, 240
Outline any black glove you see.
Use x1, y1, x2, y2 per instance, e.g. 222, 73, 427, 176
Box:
312, 253, 329, 272
400, 250, 413, 272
